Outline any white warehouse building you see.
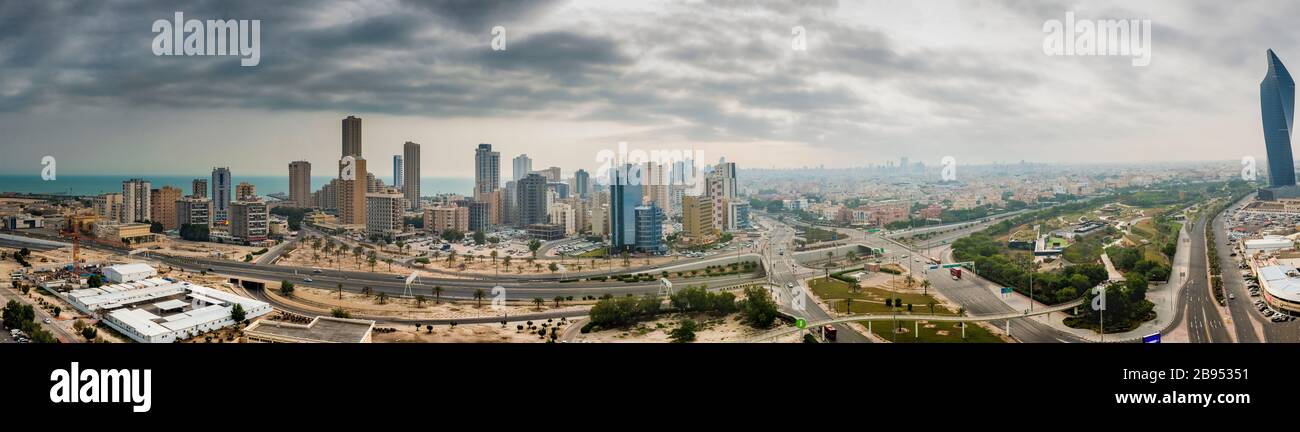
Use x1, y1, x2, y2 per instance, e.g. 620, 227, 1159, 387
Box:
103, 263, 157, 283
67, 272, 271, 343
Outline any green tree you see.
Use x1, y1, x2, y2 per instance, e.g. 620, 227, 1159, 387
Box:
230, 303, 246, 322
279, 280, 295, 297
738, 286, 779, 328
669, 319, 698, 343
474, 231, 486, 245
473, 288, 486, 307
528, 239, 543, 259
433, 286, 443, 303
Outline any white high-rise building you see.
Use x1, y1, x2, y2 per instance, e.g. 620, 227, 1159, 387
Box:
366, 188, 405, 241
512, 154, 532, 181
121, 179, 152, 223
549, 202, 576, 236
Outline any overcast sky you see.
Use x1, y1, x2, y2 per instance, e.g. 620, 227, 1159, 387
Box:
1, 0, 1297, 178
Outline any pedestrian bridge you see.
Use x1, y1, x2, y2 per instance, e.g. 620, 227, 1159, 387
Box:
746, 297, 1088, 342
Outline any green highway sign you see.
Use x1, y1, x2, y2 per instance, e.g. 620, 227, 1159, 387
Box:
866, 229, 881, 233
942, 263, 963, 268
796, 318, 807, 329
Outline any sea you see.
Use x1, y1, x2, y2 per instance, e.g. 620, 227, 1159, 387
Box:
0, 175, 474, 197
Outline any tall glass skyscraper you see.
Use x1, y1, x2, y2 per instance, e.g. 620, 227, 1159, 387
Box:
1262, 49, 1296, 188
610, 164, 643, 252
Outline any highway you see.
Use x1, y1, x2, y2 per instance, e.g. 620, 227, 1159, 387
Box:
1213, 196, 1264, 342
1182, 211, 1232, 343
756, 216, 871, 343
802, 214, 1091, 343
147, 252, 766, 300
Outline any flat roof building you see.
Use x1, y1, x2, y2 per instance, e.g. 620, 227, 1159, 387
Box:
245, 316, 375, 343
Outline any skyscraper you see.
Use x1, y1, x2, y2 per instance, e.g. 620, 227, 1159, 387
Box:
574, 169, 590, 198
475, 143, 500, 198
337, 115, 367, 225
1262, 49, 1296, 189
392, 155, 404, 189
403, 142, 421, 210
211, 167, 231, 223
512, 154, 532, 181
289, 161, 312, 207
366, 188, 405, 241
609, 164, 643, 252
342, 115, 362, 157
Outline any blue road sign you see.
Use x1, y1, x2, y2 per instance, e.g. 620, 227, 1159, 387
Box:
1001, 287, 1013, 294
1143, 333, 1161, 344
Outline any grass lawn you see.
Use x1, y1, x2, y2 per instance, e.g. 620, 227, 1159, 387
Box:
861, 319, 1003, 343
806, 277, 1005, 343
577, 248, 608, 258
804, 227, 841, 243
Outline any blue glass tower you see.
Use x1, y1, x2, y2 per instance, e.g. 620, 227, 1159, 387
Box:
1262, 49, 1296, 187
610, 164, 642, 252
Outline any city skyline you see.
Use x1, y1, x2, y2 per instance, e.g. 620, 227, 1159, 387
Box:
5, 1, 1300, 178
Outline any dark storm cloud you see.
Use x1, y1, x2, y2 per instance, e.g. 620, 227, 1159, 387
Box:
0, 0, 1288, 162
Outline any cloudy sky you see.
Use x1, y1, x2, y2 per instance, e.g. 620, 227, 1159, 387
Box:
0, 0, 1297, 178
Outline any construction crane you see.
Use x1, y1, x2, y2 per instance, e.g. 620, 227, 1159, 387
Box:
63, 214, 81, 273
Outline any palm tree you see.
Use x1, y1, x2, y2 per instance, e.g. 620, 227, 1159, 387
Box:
490, 250, 499, 275
415, 295, 426, 307
367, 251, 377, 272
473, 288, 486, 307
502, 255, 512, 272
336, 282, 343, 299
533, 297, 545, 309
921, 279, 932, 295
621, 250, 630, 267
553, 295, 563, 308
446, 250, 457, 268
352, 246, 363, 267
433, 286, 443, 303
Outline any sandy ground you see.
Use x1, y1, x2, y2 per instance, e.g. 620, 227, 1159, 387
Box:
372, 319, 569, 343
571, 313, 785, 343
275, 244, 409, 275
155, 238, 266, 262
265, 284, 590, 320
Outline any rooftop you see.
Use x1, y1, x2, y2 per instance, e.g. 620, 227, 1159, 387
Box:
246, 316, 375, 343
1259, 265, 1300, 303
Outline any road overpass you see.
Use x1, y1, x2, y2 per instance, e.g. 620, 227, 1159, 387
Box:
748, 297, 1088, 342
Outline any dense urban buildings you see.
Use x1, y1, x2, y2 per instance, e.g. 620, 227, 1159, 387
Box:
575, 169, 590, 198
